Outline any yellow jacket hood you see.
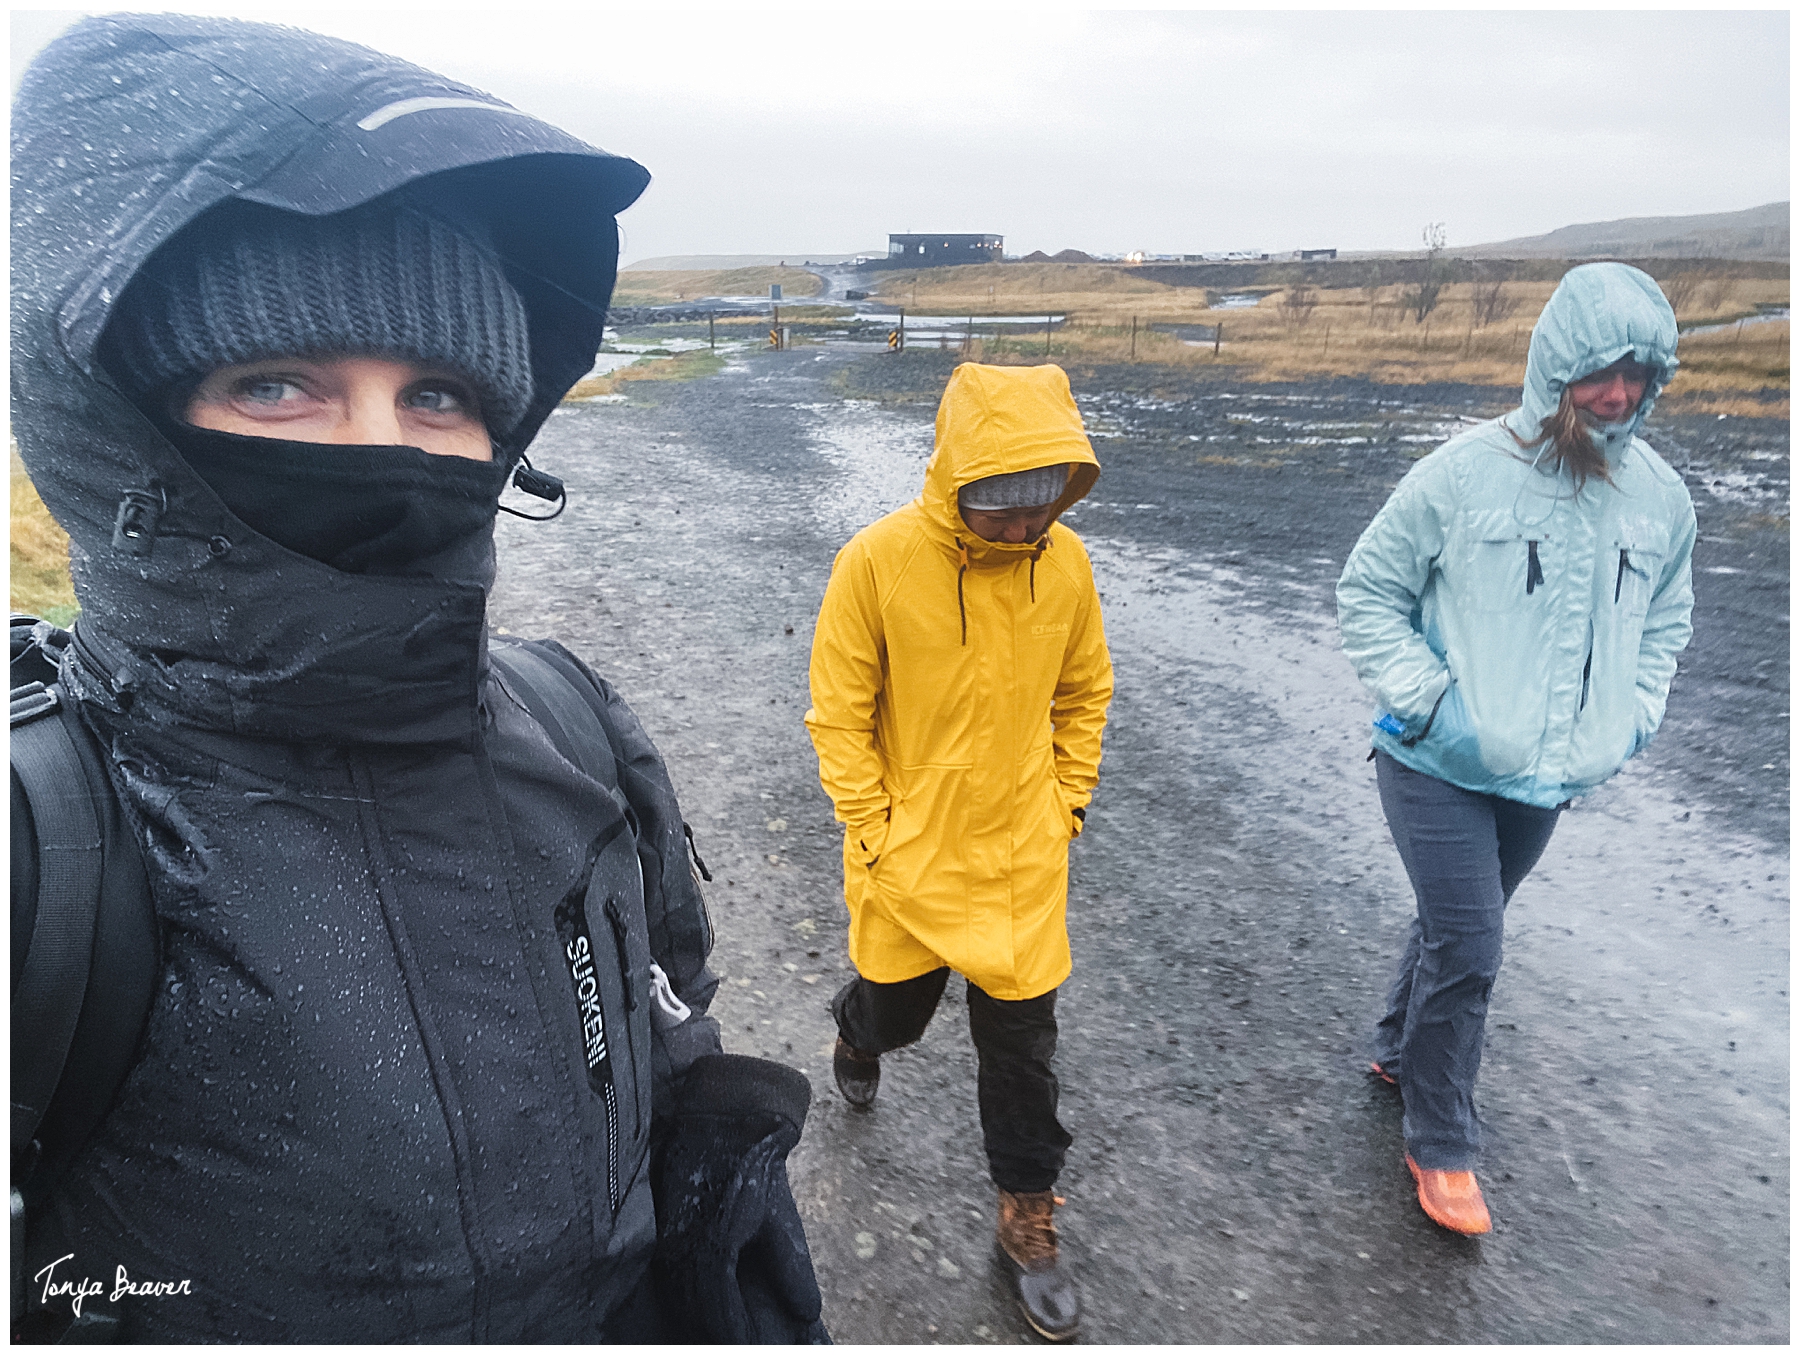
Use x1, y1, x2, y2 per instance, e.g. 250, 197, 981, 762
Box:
922, 363, 1100, 544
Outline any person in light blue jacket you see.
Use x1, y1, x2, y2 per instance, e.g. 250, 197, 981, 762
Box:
1337, 262, 1696, 1236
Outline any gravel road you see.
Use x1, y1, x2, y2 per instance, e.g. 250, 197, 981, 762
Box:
489, 342, 1788, 1344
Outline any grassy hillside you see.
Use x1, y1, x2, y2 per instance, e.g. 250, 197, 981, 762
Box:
874, 267, 1788, 412
868, 262, 1177, 310
1463, 202, 1789, 262
612, 265, 823, 305
11, 449, 77, 625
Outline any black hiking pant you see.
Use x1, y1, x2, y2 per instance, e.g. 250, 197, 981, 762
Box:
830, 968, 1072, 1193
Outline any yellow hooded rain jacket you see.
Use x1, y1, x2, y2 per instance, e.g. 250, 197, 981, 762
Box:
805, 363, 1113, 1001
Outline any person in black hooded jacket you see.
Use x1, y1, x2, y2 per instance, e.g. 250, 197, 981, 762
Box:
11, 13, 825, 1343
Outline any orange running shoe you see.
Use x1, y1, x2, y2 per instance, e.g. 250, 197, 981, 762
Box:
1405, 1154, 1492, 1236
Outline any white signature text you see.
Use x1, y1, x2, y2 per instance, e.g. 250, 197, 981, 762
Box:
34, 1254, 192, 1318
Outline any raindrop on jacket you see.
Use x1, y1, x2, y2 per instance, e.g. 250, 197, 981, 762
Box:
1336, 263, 1697, 807
805, 363, 1114, 1001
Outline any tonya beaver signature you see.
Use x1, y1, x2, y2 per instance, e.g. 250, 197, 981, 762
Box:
34, 1253, 192, 1318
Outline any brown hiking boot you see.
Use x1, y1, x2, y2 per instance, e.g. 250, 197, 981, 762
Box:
995, 1189, 1080, 1342
832, 1037, 880, 1108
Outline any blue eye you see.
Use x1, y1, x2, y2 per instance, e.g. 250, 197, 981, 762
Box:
238, 378, 301, 404
406, 383, 475, 415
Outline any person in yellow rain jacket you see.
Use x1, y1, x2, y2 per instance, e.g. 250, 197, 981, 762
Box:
805, 362, 1112, 1343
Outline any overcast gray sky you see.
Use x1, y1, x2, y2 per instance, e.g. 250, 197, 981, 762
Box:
12, 6, 1790, 262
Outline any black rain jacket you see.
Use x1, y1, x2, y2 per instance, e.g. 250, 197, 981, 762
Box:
12, 15, 744, 1340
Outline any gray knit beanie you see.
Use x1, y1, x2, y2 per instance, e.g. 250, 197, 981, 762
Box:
959, 464, 1071, 511
101, 199, 535, 437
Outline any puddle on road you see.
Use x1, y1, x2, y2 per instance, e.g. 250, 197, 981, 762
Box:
803, 399, 934, 542
1074, 387, 1475, 453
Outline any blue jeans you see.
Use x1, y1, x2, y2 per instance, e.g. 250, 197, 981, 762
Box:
1371, 752, 1562, 1170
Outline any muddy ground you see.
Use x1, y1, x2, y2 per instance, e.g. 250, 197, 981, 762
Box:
489, 342, 1788, 1344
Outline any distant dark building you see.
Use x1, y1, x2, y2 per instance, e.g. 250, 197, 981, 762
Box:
1298, 248, 1338, 261
885, 233, 1004, 267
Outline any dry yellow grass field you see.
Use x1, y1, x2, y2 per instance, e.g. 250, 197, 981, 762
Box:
11, 448, 78, 624
612, 265, 822, 305
564, 349, 728, 400
869, 265, 1789, 413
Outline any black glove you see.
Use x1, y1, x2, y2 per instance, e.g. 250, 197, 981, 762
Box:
650, 1054, 830, 1343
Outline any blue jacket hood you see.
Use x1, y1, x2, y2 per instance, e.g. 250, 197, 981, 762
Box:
1512, 262, 1680, 458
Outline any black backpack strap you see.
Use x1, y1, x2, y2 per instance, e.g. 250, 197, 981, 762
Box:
11, 621, 156, 1341
9, 683, 102, 1162
490, 640, 623, 791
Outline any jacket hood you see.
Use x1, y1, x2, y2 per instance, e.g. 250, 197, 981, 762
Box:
1512, 262, 1680, 458
11, 13, 649, 743
921, 363, 1100, 551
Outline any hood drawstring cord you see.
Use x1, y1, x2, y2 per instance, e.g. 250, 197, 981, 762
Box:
955, 533, 1050, 643
955, 538, 971, 645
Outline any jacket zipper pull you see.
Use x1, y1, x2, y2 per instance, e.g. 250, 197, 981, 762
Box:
1525, 540, 1543, 595
682, 822, 713, 881
603, 899, 638, 1011
1614, 549, 1630, 604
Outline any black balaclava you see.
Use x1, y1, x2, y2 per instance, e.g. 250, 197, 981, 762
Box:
99, 196, 531, 576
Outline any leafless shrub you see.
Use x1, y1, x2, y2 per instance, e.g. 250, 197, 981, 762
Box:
1471, 278, 1518, 328
1408, 222, 1447, 324
1700, 276, 1734, 311
1659, 271, 1701, 314
1361, 263, 1385, 306
1278, 283, 1319, 327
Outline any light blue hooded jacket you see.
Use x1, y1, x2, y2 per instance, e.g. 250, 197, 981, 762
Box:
1337, 263, 1697, 807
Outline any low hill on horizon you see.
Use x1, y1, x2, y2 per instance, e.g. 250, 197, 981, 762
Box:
623, 252, 882, 271
1459, 202, 1787, 262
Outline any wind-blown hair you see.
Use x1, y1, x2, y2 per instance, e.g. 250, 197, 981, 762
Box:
1512, 385, 1615, 491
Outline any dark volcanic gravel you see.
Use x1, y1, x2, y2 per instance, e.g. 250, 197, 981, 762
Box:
489, 343, 1787, 1344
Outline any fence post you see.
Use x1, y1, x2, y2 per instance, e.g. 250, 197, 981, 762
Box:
1214, 322, 1222, 357
709, 312, 716, 352
1130, 315, 1137, 360
1045, 316, 1052, 357
900, 307, 906, 352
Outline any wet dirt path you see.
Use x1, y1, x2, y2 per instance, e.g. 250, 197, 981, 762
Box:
490, 346, 1787, 1343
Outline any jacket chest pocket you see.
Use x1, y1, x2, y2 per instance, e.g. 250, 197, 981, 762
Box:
553, 829, 653, 1216
1608, 528, 1665, 618
1454, 512, 1556, 615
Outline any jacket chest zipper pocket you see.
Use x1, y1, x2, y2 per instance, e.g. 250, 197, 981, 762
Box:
1613, 547, 1655, 609
603, 892, 656, 1151
1461, 515, 1553, 612
554, 849, 649, 1217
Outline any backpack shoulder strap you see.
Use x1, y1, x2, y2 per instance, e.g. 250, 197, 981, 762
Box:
490, 638, 623, 790
9, 681, 103, 1163
9, 618, 158, 1180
